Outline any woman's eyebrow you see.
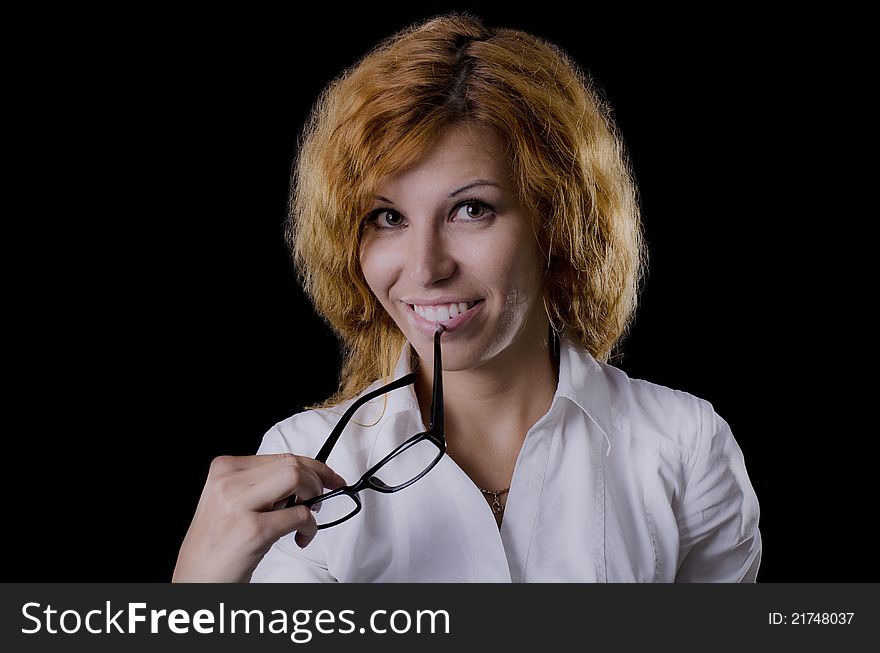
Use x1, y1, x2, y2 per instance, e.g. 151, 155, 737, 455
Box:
448, 179, 502, 197
373, 180, 502, 205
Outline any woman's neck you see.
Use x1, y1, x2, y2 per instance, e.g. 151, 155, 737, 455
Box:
413, 327, 560, 471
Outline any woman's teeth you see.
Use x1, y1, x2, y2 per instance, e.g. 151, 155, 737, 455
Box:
411, 301, 477, 322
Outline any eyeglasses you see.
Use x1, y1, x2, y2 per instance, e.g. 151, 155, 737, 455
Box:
285, 327, 445, 529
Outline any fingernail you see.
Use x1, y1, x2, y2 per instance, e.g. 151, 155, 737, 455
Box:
334, 473, 347, 486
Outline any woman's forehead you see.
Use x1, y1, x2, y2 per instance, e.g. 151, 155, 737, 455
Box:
373, 124, 512, 196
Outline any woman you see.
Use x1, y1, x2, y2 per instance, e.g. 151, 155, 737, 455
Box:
173, 13, 761, 582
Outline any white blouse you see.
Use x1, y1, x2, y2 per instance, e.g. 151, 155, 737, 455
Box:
251, 332, 762, 583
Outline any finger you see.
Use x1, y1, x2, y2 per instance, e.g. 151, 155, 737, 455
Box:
209, 453, 301, 476
274, 495, 323, 513
259, 505, 318, 547
232, 455, 313, 490
216, 453, 347, 490
283, 459, 347, 512
294, 523, 318, 549
246, 457, 325, 510
294, 512, 319, 549
229, 454, 344, 494
290, 457, 348, 490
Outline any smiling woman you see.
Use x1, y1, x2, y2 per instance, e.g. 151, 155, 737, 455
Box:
172, 12, 762, 583
360, 124, 547, 364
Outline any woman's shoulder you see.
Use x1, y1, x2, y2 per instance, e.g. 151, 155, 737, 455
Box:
593, 358, 720, 463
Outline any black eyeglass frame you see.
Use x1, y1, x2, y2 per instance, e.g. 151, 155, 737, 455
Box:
284, 328, 445, 529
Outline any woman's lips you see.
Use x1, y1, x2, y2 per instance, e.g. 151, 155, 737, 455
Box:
404, 300, 484, 336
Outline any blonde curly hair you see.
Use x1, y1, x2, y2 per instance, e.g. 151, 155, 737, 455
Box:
287, 13, 647, 409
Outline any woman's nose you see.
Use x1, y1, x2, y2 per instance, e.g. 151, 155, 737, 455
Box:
406, 223, 455, 287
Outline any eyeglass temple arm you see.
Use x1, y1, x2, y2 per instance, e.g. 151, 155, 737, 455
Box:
314, 372, 417, 463
430, 327, 444, 437
314, 328, 442, 463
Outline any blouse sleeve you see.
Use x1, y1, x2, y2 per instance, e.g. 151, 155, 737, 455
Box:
675, 403, 762, 582
249, 423, 337, 583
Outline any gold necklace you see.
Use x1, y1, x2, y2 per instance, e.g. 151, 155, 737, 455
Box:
479, 486, 510, 514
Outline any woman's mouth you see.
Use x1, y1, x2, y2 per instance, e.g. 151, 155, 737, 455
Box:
404, 299, 485, 336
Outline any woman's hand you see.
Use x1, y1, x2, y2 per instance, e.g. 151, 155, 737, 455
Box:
172, 453, 346, 583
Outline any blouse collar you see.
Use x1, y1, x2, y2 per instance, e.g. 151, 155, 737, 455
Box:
379, 329, 616, 456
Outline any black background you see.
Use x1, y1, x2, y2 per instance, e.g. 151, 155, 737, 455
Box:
6, 5, 868, 582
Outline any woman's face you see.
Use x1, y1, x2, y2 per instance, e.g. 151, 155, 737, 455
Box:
359, 123, 548, 372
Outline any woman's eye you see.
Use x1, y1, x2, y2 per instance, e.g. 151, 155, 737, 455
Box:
369, 209, 405, 228
367, 201, 493, 229
454, 200, 492, 221
381, 211, 404, 227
